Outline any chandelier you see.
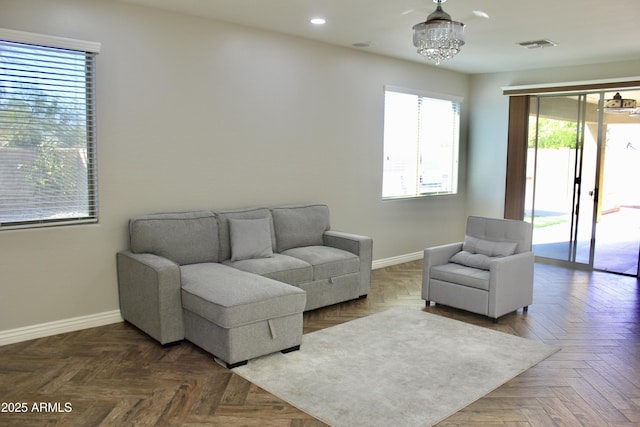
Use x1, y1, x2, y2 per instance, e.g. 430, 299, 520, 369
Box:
412, 0, 465, 65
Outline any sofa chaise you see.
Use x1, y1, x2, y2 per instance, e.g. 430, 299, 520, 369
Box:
116, 203, 373, 368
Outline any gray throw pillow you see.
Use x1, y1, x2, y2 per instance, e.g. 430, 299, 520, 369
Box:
450, 250, 496, 270
229, 217, 274, 261
462, 235, 518, 257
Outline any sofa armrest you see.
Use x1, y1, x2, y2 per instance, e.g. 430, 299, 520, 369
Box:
422, 242, 463, 301
116, 251, 184, 344
323, 230, 373, 297
488, 251, 534, 318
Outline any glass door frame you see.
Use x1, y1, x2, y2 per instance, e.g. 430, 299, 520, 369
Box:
526, 92, 597, 269
592, 91, 640, 277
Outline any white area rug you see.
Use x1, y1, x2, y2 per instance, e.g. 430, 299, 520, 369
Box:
235, 307, 560, 427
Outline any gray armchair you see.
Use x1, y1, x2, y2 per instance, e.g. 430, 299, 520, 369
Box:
422, 216, 534, 321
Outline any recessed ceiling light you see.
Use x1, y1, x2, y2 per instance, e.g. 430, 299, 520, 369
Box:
310, 18, 326, 25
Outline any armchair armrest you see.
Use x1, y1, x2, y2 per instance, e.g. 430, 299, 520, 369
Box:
116, 251, 184, 344
323, 230, 373, 297
422, 242, 463, 300
488, 251, 534, 318
424, 242, 463, 266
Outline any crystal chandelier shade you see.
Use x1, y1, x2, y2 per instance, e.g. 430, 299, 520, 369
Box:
413, 0, 465, 65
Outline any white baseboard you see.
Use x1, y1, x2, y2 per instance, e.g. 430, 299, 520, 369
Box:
372, 251, 423, 270
0, 310, 123, 346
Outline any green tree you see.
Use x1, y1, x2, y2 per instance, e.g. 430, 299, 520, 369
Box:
528, 117, 578, 149
18, 141, 77, 198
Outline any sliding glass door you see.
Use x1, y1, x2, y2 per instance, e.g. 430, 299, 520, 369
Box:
525, 94, 596, 266
525, 90, 640, 277
592, 97, 640, 276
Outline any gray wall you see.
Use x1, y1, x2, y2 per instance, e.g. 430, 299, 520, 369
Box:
0, 0, 469, 331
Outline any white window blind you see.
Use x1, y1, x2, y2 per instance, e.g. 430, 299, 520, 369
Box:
0, 30, 99, 229
382, 87, 461, 199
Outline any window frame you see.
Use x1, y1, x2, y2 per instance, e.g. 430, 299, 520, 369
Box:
382, 85, 462, 200
0, 28, 100, 230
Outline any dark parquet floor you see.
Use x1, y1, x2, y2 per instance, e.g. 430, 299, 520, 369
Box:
0, 261, 639, 426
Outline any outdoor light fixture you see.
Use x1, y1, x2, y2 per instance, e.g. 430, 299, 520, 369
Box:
604, 92, 637, 113
412, 0, 465, 65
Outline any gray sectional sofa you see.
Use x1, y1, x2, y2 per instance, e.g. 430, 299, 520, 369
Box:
116, 203, 373, 368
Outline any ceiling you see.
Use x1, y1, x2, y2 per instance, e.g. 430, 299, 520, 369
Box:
118, 0, 640, 74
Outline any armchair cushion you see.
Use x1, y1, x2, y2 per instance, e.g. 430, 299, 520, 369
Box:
430, 263, 490, 291
462, 236, 518, 257
229, 218, 274, 261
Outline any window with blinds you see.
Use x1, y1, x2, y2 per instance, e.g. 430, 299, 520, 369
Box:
382, 86, 461, 199
0, 30, 99, 229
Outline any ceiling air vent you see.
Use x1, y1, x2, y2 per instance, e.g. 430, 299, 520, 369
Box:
517, 39, 557, 49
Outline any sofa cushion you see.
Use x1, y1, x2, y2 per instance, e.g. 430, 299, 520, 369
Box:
282, 246, 359, 281
450, 250, 499, 271
271, 204, 330, 252
462, 236, 517, 257
129, 211, 218, 265
181, 263, 306, 329
229, 217, 274, 261
430, 263, 490, 291
223, 254, 313, 285
217, 208, 276, 262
